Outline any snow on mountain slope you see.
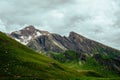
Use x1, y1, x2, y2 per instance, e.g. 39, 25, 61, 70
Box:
9, 25, 50, 45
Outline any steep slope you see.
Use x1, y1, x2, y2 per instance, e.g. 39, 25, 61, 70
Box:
0, 32, 103, 79
48, 50, 120, 77
27, 30, 120, 55
27, 31, 120, 76
9, 25, 50, 45
10, 26, 120, 55
10, 26, 120, 77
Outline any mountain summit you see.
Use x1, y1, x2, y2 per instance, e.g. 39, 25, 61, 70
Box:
9, 26, 120, 75
10, 25, 120, 54
10, 25, 50, 45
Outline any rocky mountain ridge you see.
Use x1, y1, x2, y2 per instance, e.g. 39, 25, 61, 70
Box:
9, 25, 120, 74
9, 25, 120, 54
10, 25, 50, 45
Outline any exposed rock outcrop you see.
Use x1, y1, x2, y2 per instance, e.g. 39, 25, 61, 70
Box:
9, 25, 120, 73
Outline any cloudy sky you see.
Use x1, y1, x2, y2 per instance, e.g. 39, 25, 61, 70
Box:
0, 0, 120, 49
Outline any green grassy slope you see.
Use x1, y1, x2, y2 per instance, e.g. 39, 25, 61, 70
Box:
0, 32, 76, 79
0, 32, 104, 79
47, 50, 120, 78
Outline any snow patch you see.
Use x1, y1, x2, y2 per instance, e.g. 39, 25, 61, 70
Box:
15, 35, 32, 45
28, 36, 32, 40
26, 28, 30, 30
35, 31, 41, 37
15, 38, 21, 42
15, 38, 20, 42
22, 42, 28, 45
20, 36, 24, 39
15, 31, 21, 34
21, 36, 32, 45
14, 37, 28, 45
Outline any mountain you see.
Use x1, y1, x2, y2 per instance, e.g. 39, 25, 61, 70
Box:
1, 32, 104, 79
9, 25, 50, 45
10, 26, 120, 77
10, 26, 120, 54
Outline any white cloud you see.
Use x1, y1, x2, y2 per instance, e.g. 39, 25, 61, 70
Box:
0, 0, 120, 50
0, 19, 6, 32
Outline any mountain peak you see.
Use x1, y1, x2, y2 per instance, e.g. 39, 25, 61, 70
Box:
69, 31, 77, 36
24, 25, 36, 31
25, 25, 35, 28
69, 31, 85, 39
10, 25, 51, 45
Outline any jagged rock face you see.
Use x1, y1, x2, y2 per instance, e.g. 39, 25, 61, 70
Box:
10, 26, 120, 56
27, 33, 77, 52
10, 25, 50, 45
27, 35, 64, 52
27, 31, 112, 54
68, 32, 101, 53
10, 26, 118, 54
10, 25, 120, 73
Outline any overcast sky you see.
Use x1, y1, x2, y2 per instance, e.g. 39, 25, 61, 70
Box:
0, 0, 120, 50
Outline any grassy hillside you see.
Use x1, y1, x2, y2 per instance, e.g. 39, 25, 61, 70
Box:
0, 32, 76, 79
0, 32, 105, 79
47, 50, 120, 78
